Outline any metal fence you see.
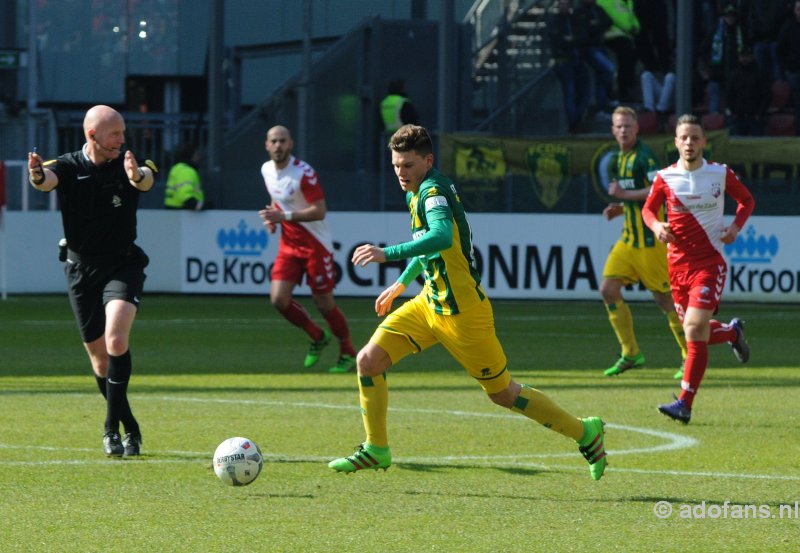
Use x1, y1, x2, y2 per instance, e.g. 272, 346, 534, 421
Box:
2, 110, 208, 211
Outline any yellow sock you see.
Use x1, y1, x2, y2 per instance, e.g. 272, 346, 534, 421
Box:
511, 385, 583, 441
358, 373, 389, 447
606, 300, 639, 357
667, 310, 688, 360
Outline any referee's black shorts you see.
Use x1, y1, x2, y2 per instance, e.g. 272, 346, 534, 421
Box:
64, 245, 149, 343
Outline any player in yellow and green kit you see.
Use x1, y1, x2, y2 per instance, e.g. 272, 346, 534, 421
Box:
601, 106, 687, 377
328, 125, 608, 480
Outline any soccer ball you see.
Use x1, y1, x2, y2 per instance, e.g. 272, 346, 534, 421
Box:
213, 437, 264, 486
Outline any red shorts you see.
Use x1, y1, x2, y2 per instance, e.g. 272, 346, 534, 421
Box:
271, 242, 335, 294
669, 263, 726, 321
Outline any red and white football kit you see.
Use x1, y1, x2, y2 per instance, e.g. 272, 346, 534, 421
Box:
261, 156, 336, 293
643, 159, 754, 316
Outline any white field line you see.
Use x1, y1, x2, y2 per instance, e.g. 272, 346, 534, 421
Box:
1, 394, 796, 481
142, 394, 698, 457
0, 444, 798, 481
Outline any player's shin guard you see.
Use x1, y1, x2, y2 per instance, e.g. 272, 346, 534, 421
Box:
358, 372, 389, 447
105, 351, 133, 434
606, 300, 639, 357
511, 385, 583, 441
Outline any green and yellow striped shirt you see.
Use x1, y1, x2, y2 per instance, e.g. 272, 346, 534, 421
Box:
406, 168, 484, 315
615, 139, 665, 248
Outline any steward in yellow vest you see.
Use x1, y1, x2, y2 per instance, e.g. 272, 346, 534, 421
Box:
165, 143, 205, 210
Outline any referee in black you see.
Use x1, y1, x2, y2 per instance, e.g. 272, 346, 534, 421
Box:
28, 105, 156, 457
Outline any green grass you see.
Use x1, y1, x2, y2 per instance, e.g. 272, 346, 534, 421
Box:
1, 295, 799, 552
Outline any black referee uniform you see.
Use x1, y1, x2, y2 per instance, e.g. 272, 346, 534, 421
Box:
46, 145, 150, 447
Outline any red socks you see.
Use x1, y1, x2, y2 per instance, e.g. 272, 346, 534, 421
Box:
708, 319, 736, 345
679, 341, 708, 409
280, 301, 354, 356
280, 300, 324, 341
323, 306, 356, 356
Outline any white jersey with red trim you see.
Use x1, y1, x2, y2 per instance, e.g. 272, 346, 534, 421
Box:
646, 159, 754, 271
261, 155, 333, 253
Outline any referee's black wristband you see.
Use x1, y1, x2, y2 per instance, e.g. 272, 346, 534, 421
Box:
131, 168, 145, 183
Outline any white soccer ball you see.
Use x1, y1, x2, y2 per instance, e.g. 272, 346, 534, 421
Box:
213, 437, 264, 486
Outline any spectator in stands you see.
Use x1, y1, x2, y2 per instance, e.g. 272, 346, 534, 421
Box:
164, 143, 206, 210
726, 47, 772, 135
597, 0, 640, 102
777, 0, 800, 134
547, 0, 590, 131
634, 0, 673, 123
698, 0, 725, 40
633, 0, 671, 77
746, 0, 791, 83
573, 0, 616, 117
700, 4, 746, 114
380, 79, 419, 135
640, 67, 675, 117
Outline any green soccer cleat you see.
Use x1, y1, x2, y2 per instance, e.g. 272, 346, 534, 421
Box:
328, 443, 392, 473
328, 354, 356, 374
673, 360, 685, 380
603, 352, 645, 376
304, 329, 332, 368
578, 417, 607, 481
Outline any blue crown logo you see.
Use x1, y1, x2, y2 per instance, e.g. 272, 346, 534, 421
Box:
724, 225, 777, 264
216, 220, 268, 256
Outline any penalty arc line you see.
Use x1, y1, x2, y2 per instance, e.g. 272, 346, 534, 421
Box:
3, 394, 796, 481
142, 394, 698, 457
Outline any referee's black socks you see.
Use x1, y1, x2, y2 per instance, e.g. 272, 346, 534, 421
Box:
104, 351, 139, 436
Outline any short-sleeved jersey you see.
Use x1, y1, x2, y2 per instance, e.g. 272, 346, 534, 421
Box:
261, 155, 333, 253
407, 168, 484, 315
645, 159, 755, 271
615, 139, 664, 248
45, 145, 144, 256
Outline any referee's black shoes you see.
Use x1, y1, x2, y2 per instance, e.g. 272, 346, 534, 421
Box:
122, 433, 142, 457
103, 431, 124, 457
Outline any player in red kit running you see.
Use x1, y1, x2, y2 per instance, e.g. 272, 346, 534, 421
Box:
642, 114, 755, 424
259, 125, 356, 373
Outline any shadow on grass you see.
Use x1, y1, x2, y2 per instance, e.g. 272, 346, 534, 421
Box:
2, 372, 798, 397
395, 462, 547, 478
625, 495, 795, 510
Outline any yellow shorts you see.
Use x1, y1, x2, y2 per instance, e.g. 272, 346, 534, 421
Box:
602, 240, 670, 293
371, 293, 510, 394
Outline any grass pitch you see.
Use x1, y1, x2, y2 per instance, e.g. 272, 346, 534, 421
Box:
1, 295, 798, 552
